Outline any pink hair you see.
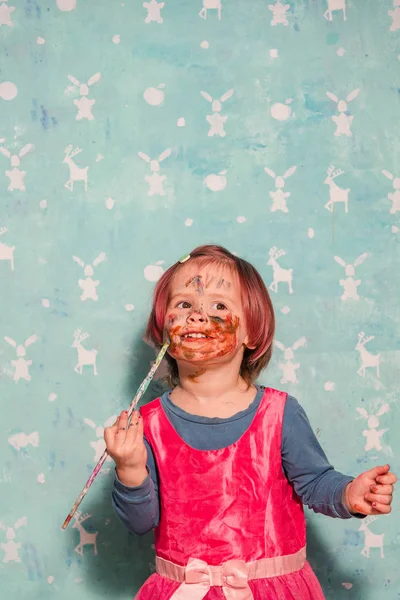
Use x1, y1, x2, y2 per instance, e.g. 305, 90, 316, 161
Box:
145, 245, 275, 385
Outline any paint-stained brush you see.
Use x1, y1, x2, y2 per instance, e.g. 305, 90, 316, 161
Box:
62, 338, 170, 530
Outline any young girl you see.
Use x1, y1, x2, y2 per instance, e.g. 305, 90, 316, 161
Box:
105, 244, 396, 600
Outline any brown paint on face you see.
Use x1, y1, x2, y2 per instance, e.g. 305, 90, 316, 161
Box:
188, 368, 207, 382
167, 313, 240, 363
185, 275, 204, 294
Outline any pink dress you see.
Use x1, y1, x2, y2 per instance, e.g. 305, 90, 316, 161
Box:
135, 387, 325, 600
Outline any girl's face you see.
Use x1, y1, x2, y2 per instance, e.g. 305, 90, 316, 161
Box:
164, 263, 250, 366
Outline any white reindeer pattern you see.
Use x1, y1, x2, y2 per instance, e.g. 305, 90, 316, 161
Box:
267, 247, 293, 294
355, 332, 381, 379
0, 226, 15, 270
324, 166, 350, 213
359, 516, 385, 559
63, 145, 89, 192
72, 512, 98, 556
72, 330, 98, 375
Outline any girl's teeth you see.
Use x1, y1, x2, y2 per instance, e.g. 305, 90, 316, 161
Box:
185, 333, 207, 338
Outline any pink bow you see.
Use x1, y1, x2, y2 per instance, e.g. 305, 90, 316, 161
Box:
169, 557, 253, 600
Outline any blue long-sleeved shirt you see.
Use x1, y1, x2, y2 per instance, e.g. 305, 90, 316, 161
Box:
112, 386, 358, 536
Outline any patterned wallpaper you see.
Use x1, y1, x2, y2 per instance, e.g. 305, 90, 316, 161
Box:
1, 1, 399, 598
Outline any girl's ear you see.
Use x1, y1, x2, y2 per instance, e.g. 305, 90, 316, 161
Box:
243, 336, 256, 350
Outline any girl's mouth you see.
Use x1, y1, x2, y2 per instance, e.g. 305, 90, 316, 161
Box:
181, 332, 213, 341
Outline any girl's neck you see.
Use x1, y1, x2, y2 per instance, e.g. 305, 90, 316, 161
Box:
170, 362, 257, 417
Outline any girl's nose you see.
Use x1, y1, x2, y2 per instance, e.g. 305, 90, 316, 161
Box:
187, 311, 207, 324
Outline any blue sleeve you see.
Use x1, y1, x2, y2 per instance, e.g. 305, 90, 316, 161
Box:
282, 396, 359, 519
111, 436, 160, 535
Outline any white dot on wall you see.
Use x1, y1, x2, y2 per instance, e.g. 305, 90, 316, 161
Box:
37, 37, 45, 45
269, 49, 279, 58
236, 216, 246, 223
41, 299, 50, 308
392, 225, 399, 233
200, 40, 209, 49
143, 86, 165, 106
185, 218, 193, 227
270, 103, 292, 121
177, 117, 186, 127
37, 473, 45, 484
336, 47, 345, 57
0, 81, 18, 101
96, 154, 104, 162
125, 304, 135, 312
105, 197, 115, 210
342, 583, 353, 590
38, 257, 47, 265
47, 576, 54, 584
112, 35, 121, 44
281, 306, 290, 315
308, 228, 315, 238
324, 381, 335, 392
48, 392, 57, 402
40, 199, 47, 209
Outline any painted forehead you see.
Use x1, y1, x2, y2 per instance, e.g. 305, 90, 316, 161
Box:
170, 263, 240, 294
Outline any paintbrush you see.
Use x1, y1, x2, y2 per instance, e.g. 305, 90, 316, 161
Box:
62, 338, 170, 530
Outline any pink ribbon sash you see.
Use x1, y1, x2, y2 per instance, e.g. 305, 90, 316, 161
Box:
156, 546, 306, 600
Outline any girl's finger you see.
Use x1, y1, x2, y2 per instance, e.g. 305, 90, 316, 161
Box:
370, 502, 391, 514
126, 412, 140, 443
364, 492, 392, 505
376, 474, 397, 485
117, 411, 128, 431
370, 484, 393, 495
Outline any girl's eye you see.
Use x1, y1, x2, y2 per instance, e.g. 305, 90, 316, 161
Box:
211, 302, 227, 311
177, 301, 192, 309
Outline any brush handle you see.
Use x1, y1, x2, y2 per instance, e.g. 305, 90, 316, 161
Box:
62, 341, 169, 530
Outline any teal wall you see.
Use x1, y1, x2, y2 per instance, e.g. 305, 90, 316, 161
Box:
1, 1, 399, 598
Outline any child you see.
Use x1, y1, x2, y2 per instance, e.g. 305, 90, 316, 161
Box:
105, 244, 396, 600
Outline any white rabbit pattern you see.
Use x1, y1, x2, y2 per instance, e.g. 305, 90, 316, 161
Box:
388, 1, 400, 31
268, 2, 290, 26
65, 73, 101, 121
274, 337, 307, 384
264, 166, 296, 213
138, 149, 171, 196
200, 89, 234, 137
4, 334, 39, 383
0, 517, 27, 564
0, 140, 34, 191
84, 416, 116, 462
199, 0, 222, 20
0, 1, 15, 27
326, 89, 359, 137
143, 0, 164, 23
72, 252, 107, 301
356, 404, 391, 453
334, 253, 369, 300
381, 170, 400, 214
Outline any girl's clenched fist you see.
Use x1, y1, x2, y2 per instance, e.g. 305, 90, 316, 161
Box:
104, 410, 148, 487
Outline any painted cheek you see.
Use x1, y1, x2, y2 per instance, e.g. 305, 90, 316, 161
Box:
166, 312, 178, 326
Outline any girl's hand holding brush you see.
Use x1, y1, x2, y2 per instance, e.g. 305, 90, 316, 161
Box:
104, 410, 149, 487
